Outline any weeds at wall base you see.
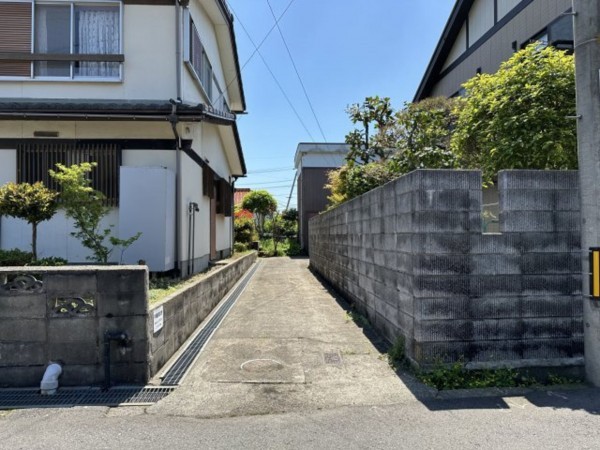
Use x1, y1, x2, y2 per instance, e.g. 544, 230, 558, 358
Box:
384, 336, 582, 390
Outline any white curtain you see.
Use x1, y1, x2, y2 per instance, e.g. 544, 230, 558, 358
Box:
77, 7, 119, 77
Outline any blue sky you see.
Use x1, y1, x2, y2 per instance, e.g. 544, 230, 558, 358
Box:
228, 0, 455, 209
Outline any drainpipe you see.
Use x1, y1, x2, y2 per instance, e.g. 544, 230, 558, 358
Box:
103, 331, 129, 390
169, 100, 183, 276
172, 0, 186, 276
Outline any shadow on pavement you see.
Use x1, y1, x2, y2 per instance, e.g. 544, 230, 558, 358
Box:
307, 264, 600, 415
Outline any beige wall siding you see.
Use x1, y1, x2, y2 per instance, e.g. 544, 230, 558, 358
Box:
432, 0, 571, 98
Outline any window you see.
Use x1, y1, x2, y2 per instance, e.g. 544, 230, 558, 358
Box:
0, 0, 122, 80
185, 13, 229, 112
17, 141, 122, 206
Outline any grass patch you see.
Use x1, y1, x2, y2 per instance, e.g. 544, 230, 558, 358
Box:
345, 310, 371, 328
148, 252, 252, 305
385, 339, 582, 390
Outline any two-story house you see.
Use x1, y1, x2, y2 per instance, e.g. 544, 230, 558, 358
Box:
414, 0, 573, 101
0, 0, 246, 275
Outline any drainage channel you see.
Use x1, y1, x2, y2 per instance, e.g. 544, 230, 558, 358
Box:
0, 260, 261, 410
160, 260, 262, 386
0, 386, 176, 409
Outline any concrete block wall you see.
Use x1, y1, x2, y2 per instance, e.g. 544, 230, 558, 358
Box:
148, 251, 257, 376
0, 253, 257, 388
309, 170, 583, 369
0, 266, 148, 387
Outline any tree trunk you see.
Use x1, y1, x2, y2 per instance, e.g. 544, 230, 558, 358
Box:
31, 223, 37, 261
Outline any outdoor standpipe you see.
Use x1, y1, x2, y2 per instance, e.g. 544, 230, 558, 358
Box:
103, 330, 129, 390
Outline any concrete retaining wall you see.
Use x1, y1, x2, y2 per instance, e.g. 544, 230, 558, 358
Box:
0, 252, 257, 388
0, 266, 149, 387
148, 252, 257, 375
309, 170, 583, 369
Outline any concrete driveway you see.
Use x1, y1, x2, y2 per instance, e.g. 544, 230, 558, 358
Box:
148, 257, 428, 418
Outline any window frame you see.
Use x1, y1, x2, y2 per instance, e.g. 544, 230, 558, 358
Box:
0, 0, 123, 82
183, 8, 230, 113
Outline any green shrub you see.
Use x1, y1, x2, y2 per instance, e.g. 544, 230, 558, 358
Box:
30, 256, 68, 266
0, 248, 33, 266
234, 216, 257, 244
233, 242, 248, 253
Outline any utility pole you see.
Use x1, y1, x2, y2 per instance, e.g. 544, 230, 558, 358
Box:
574, 0, 600, 386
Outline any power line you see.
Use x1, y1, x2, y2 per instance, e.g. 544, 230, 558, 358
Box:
237, 178, 295, 185
266, 0, 327, 142
247, 167, 295, 174
229, 4, 316, 140
217, 0, 296, 105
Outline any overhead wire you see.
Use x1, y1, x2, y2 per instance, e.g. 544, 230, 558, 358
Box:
217, 0, 297, 105
229, 4, 316, 140
265, 0, 327, 142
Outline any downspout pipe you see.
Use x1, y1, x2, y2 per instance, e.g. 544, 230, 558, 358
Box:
169, 100, 183, 276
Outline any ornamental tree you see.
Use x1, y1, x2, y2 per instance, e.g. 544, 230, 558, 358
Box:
451, 43, 577, 184
0, 181, 59, 260
241, 190, 277, 238
49, 162, 140, 263
345, 96, 396, 165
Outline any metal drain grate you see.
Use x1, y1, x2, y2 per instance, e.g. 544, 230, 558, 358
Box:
161, 261, 262, 386
0, 386, 175, 410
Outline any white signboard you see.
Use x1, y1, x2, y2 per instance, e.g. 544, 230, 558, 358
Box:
153, 306, 164, 333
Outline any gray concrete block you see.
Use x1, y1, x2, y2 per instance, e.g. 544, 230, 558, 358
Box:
520, 252, 580, 274
522, 275, 581, 296
414, 254, 471, 275
45, 272, 97, 295
48, 341, 100, 365
413, 233, 471, 254
97, 268, 148, 295
0, 319, 45, 342
98, 315, 146, 341
414, 275, 470, 298
0, 366, 45, 387
519, 232, 580, 253
522, 318, 574, 339
500, 189, 580, 212
0, 342, 46, 366
470, 233, 520, 254
416, 169, 481, 190
414, 211, 472, 232
470, 254, 521, 275
469, 275, 522, 297
500, 211, 557, 232
97, 289, 148, 317
498, 170, 577, 190
415, 189, 473, 211
0, 294, 46, 318
48, 318, 97, 343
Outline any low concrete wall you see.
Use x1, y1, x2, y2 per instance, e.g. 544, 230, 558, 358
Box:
0, 252, 257, 388
0, 266, 148, 387
309, 170, 583, 370
148, 251, 257, 376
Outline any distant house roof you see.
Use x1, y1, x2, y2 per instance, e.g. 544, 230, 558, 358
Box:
413, 0, 476, 101
234, 188, 251, 205
293, 142, 350, 169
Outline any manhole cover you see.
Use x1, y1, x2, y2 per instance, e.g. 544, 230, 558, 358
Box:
240, 359, 284, 372
324, 352, 343, 365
